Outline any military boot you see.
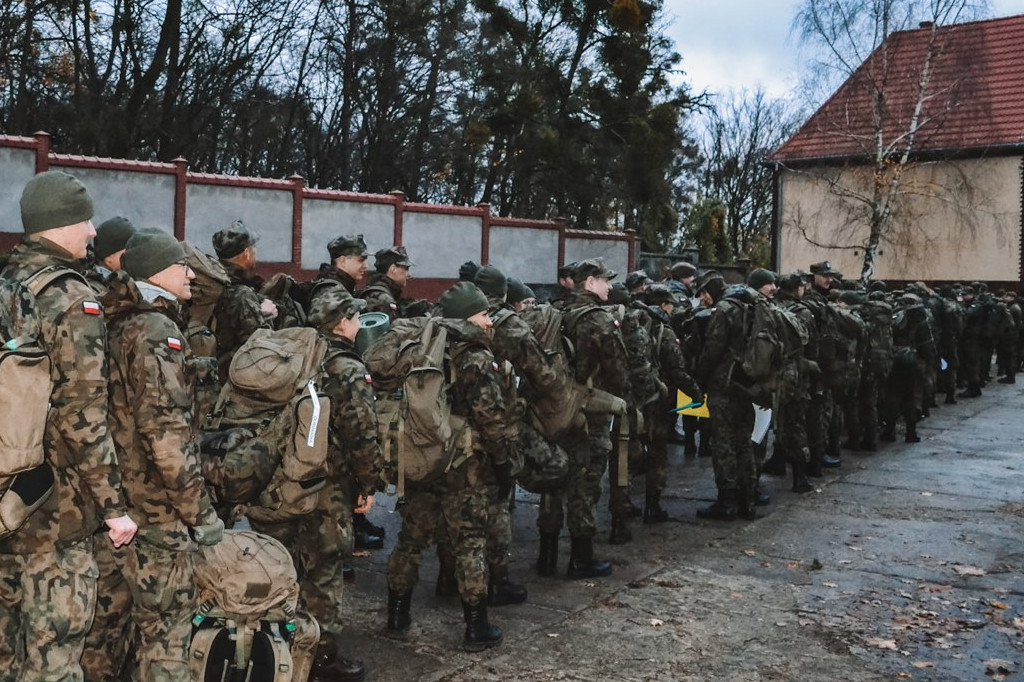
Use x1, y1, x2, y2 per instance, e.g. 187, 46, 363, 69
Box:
386, 589, 412, 633
461, 600, 503, 652
608, 516, 633, 545
310, 631, 366, 682
791, 462, 814, 494
696, 488, 737, 521
880, 422, 897, 442
566, 535, 613, 579
643, 492, 670, 524
905, 421, 921, 443
487, 566, 527, 606
807, 453, 824, 478
761, 451, 787, 476
536, 532, 559, 577
735, 486, 757, 520
435, 560, 458, 597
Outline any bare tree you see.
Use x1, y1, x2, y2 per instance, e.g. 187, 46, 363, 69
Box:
789, 0, 989, 283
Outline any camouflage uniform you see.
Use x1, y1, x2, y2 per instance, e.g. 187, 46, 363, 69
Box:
773, 289, 815, 471
937, 292, 964, 401
538, 290, 629, 539
885, 299, 937, 441
695, 285, 757, 515
101, 271, 220, 681
252, 335, 382, 632
212, 260, 272, 379
359, 272, 405, 321
0, 239, 128, 682
387, 320, 512, 606
959, 296, 985, 396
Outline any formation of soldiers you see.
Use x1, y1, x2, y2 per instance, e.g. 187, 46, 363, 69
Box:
0, 170, 1020, 682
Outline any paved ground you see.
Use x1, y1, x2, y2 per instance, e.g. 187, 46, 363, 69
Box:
342, 380, 1024, 681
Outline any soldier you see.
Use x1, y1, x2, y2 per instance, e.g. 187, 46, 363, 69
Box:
211, 220, 276, 377
624, 270, 652, 299
251, 285, 381, 681
958, 286, 984, 398
665, 260, 698, 304
92, 216, 137, 278
100, 229, 224, 680
549, 262, 577, 309
639, 284, 703, 518
0, 171, 137, 680
937, 286, 965, 403
803, 263, 842, 472
884, 293, 937, 443
386, 282, 513, 651
507, 278, 537, 311
997, 291, 1020, 384
360, 246, 413, 321
459, 260, 481, 282
545, 258, 629, 575
694, 272, 757, 520
312, 234, 370, 296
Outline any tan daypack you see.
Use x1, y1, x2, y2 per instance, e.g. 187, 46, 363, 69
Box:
190, 530, 318, 682
364, 317, 471, 497
182, 242, 231, 358
0, 272, 65, 539
202, 328, 331, 522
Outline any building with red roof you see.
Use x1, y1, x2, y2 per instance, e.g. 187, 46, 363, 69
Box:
769, 13, 1024, 285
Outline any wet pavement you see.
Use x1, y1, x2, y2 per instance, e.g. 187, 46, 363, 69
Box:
342, 379, 1024, 681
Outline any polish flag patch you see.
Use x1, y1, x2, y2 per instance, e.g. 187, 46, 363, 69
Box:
613, 319, 620, 328
492, 362, 500, 372
364, 373, 373, 384
166, 337, 183, 350
82, 301, 101, 315
389, 303, 398, 310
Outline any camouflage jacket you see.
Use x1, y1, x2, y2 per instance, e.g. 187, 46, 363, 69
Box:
562, 290, 629, 399
438, 319, 513, 466
0, 239, 127, 554
314, 263, 358, 294
642, 305, 701, 399
359, 272, 404, 321
487, 304, 562, 403
321, 336, 384, 497
696, 285, 756, 392
213, 261, 272, 377
618, 301, 663, 408
103, 272, 218, 545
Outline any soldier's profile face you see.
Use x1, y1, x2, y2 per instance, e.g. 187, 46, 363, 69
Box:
388, 264, 411, 287
337, 254, 368, 280
468, 310, 492, 330
57, 219, 96, 259
586, 276, 611, 301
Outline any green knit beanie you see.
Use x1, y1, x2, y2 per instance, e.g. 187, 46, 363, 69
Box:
94, 217, 137, 260
474, 265, 508, 299
439, 282, 489, 320
122, 229, 186, 280
20, 171, 95, 234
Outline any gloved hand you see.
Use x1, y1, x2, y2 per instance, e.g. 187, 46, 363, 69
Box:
493, 461, 514, 502
190, 517, 225, 546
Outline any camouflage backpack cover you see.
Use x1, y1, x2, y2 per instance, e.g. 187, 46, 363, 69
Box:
363, 317, 471, 497
182, 242, 231, 357
202, 327, 331, 522
857, 299, 894, 377
825, 306, 866, 392
0, 275, 57, 539
733, 292, 809, 408
191, 529, 318, 682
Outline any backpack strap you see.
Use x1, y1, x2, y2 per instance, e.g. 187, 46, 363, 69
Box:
22, 265, 89, 298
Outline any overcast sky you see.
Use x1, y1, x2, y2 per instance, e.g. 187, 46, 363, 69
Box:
662, 0, 1024, 99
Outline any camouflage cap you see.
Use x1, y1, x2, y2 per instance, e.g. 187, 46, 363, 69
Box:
557, 262, 578, 280
624, 270, 653, 291
669, 261, 697, 278
809, 260, 839, 276
307, 284, 366, 332
573, 258, 617, 282
607, 282, 629, 305
212, 220, 258, 259
328, 234, 369, 260
93, 216, 137, 260
643, 283, 675, 306
777, 273, 804, 291
374, 245, 413, 272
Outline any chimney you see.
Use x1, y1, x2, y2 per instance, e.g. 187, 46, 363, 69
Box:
919, 20, 934, 28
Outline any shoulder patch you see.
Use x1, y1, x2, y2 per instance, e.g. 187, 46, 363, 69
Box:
613, 319, 620, 329
166, 337, 183, 350
492, 361, 500, 372
364, 373, 373, 384
83, 301, 102, 315
389, 302, 398, 310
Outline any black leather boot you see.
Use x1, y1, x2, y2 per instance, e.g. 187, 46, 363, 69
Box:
386, 589, 412, 633
791, 462, 814, 493
487, 566, 527, 606
807, 453, 824, 478
736, 486, 757, 520
462, 600, 503, 652
608, 517, 632, 545
310, 631, 366, 682
905, 421, 921, 443
880, 422, 897, 442
696, 488, 737, 521
761, 452, 787, 476
435, 558, 457, 597
566, 535, 612, 579
536, 532, 559, 577
643, 492, 670, 524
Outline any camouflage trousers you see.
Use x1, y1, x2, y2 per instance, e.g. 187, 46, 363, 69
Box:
997, 338, 1018, 379
884, 362, 923, 425
438, 472, 512, 580
537, 418, 611, 537
939, 357, 958, 399
830, 382, 858, 454
120, 535, 198, 681
252, 482, 352, 632
807, 381, 833, 461
0, 537, 98, 682
388, 455, 490, 604
707, 388, 756, 495
82, 537, 134, 682
640, 398, 676, 499
776, 391, 810, 466
960, 337, 981, 387
853, 372, 882, 446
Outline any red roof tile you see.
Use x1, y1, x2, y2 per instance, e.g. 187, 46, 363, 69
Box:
771, 14, 1024, 162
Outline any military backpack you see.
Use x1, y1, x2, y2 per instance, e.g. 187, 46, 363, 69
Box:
856, 299, 894, 377
190, 529, 319, 682
202, 327, 331, 522
182, 242, 231, 358
735, 293, 808, 407
0, 273, 60, 540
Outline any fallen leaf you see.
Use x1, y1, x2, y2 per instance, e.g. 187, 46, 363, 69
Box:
865, 638, 898, 650
744, 550, 756, 556
953, 565, 986, 577
650, 619, 664, 627
351, 550, 371, 557
921, 492, 933, 497
823, 582, 839, 588
990, 601, 1008, 610
546, 633, 559, 638
896, 673, 911, 678
913, 662, 935, 669
731, 592, 744, 600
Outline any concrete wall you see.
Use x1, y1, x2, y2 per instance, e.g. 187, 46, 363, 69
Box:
186, 184, 292, 261
403, 213, 482, 279
0, 147, 35, 233
301, 199, 394, 269
778, 156, 1022, 282
564, 237, 630, 279
488, 226, 560, 283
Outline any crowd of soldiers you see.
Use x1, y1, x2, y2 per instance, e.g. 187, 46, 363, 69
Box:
0, 169, 1019, 682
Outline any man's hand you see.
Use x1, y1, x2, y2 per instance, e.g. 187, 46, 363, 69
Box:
260, 299, 279, 319
354, 495, 374, 515
105, 515, 138, 548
